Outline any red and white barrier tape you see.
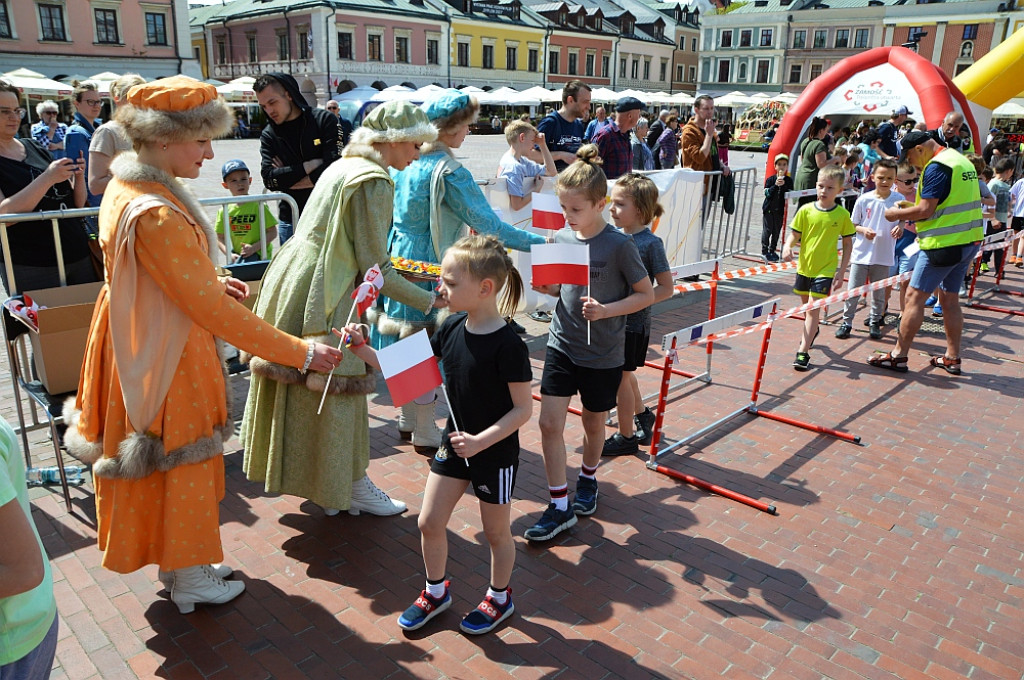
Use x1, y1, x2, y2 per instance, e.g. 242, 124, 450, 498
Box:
672, 260, 799, 296
978, 229, 1024, 255
690, 270, 913, 346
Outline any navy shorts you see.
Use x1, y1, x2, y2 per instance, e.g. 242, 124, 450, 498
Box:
793, 273, 833, 299
623, 331, 650, 372
540, 346, 622, 413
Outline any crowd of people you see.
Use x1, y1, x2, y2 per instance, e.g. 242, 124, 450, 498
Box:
1, 71, 1022, 678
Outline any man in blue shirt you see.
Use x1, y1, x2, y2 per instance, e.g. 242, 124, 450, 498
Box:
535, 80, 591, 172
584, 106, 610, 142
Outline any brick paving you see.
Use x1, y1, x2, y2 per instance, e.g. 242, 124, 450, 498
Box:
6, 137, 1023, 679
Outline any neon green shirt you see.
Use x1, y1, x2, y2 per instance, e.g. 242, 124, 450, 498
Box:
0, 418, 56, 666
214, 202, 278, 259
791, 202, 855, 278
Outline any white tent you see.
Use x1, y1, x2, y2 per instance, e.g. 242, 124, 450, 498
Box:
333, 85, 382, 102
370, 85, 415, 102
1, 68, 73, 97
88, 71, 122, 96
412, 84, 446, 101
476, 86, 540, 107
590, 87, 620, 102
992, 99, 1024, 116
216, 76, 256, 101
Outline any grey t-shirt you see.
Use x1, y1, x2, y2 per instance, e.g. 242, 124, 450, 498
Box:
548, 224, 649, 369
625, 228, 670, 334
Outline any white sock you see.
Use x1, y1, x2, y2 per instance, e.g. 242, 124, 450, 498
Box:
487, 586, 508, 605
425, 579, 447, 599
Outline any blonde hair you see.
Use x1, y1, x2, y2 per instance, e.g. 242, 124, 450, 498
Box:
504, 119, 537, 146
555, 144, 607, 204
445, 234, 524, 319
110, 73, 146, 102
818, 165, 846, 187
614, 173, 664, 226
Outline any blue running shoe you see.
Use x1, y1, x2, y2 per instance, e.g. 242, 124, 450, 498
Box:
460, 590, 514, 635
932, 304, 943, 318
524, 503, 577, 542
397, 582, 451, 631
925, 295, 938, 306
572, 477, 599, 516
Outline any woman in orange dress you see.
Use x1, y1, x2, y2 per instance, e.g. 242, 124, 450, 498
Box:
63, 76, 343, 614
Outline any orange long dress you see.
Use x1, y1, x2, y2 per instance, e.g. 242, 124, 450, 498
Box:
66, 162, 307, 574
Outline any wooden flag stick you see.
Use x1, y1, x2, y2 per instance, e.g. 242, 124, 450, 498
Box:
439, 382, 469, 467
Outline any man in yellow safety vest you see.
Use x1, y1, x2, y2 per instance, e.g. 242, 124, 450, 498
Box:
867, 130, 983, 375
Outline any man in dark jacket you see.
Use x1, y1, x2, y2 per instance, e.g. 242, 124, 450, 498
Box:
254, 73, 343, 244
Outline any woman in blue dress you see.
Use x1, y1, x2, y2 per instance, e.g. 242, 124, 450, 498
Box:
373, 89, 544, 452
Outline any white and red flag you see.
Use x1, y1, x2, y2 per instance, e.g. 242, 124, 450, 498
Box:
530, 242, 590, 287
377, 330, 442, 407
531, 192, 566, 230
351, 264, 384, 316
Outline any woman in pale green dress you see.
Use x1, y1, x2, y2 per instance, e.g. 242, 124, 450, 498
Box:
241, 102, 445, 516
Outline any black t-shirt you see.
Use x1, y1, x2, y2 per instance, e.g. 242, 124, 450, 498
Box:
537, 111, 584, 172
0, 138, 91, 268
877, 121, 899, 158
430, 313, 533, 457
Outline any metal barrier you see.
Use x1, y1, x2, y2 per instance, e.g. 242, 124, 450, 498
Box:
699, 166, 760, 261
0, 192, 297, 443
0, 192, 298, 293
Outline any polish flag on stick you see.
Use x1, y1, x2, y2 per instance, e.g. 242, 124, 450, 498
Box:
531, 242, 591, 343
377, 330, 443, 407
317, 264, 385, 414
531, 192, 566, 230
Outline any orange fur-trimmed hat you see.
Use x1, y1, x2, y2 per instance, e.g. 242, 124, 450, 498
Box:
116, 75, 233, 144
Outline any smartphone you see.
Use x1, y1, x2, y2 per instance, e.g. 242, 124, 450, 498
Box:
64, 133, 89, 165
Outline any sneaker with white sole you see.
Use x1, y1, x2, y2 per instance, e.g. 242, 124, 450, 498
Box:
524, 503, 577, 542
397, 582, 451, 631
572, 477, 599, 516
349, 475, 407, 516
460, 590, 514, 635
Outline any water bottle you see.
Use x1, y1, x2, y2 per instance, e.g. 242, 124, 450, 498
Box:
25, 465, 86, 487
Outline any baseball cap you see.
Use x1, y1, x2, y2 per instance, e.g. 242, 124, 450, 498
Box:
893, 105, 913, 117
615, 96, 646, 114
898, 130, 931, 161
221, 159, 249, 179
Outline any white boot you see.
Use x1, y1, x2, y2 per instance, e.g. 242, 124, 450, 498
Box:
348, 475, 407, 516
158, 564, 233, 593
170, 565, 245, 614
397, 404, 414, 441
412, 400, 442, 454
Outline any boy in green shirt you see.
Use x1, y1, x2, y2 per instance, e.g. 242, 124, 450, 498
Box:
215, 160, 278, 262
782, 165, 855, 370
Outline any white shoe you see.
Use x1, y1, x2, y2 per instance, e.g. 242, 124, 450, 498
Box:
398, 404, 414, 441
412, 400, 442, 454
322, 506, 341, 516
169, 565, 245, 614
158, 564, 233, 593
348, 475, 407, 516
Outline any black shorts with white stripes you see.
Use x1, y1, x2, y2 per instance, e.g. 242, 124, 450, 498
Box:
430, 436, 520, 505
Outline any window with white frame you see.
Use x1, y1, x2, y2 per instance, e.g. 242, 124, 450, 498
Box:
631, 58, 639, 79
720, 29, 732, 48
738, 62, 747, 81
567, 48, 578, 75
676, 64, 684, 81
427, 37, 440, 65
835, 29, 849, 48
216, 38, 226, 64
809, 63, 822, 80
789, 64, 801, 83
755, 59, 770, 83
507, 45, 518, 71
793, 30, 806, 49
585, 50, 595, 77
38, 3, 67, 41
813, 30, 827, 49
549, 50, 559, 74
854, 28, 869, 48
338, 31, 353, 60
691, 36, 697, 51
247, 33, 257, 62
298, 29, 309, 60
688, 65, 696, 83
529, 46, 539, 72
396, 35, 410, 63
368, 32, 383, 61
760, 28, 773, 47
482, 43, 494, 69
740, 29, 751, 47
717, 59, 730, 83
660, 58, 667, 82
458, 41, 470, 67
620, 57, 627, 79
601, 52, 610, 77
643, 58, 650, 81
145, 10, 167, 45
94, 8, 118, 43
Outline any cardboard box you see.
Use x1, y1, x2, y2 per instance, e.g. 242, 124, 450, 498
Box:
21, 283, 103, 395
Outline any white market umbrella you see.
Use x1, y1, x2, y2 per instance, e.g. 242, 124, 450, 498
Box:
460, 85, 486, 93
333, 85, 381, 102
1, 68, 73, 97
88, 71, 122, 96
519, 86, 562, 103
590, 87, 620, 102
370, 85, 415, 102
216, 76, 256, 101
669, 92, 695, 106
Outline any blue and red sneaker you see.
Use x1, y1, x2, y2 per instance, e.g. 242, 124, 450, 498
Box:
459, 589, 514, 635
397, 581, 451, 631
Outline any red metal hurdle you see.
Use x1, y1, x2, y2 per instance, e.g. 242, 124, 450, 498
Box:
966, 231, 1024, 318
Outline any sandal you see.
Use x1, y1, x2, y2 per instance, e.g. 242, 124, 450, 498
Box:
867, 352, 909, 372
930, 355, 961, 375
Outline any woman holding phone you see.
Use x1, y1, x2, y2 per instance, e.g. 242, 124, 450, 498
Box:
0, 79, 97, 293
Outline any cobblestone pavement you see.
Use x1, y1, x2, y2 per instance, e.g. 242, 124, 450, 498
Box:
6, 136, 1023, 679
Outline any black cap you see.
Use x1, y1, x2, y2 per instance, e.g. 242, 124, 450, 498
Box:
898, 130, 931, 162
615, 96, 646, 114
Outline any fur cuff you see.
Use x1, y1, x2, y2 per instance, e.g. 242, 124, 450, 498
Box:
248, 356, 377, 396
61, 398, 104, 465
92, 425, 232, 480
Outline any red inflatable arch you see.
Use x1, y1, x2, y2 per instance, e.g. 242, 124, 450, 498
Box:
767, 46, 979, 176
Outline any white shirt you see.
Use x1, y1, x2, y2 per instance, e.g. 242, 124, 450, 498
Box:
850, 190, 902, 266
